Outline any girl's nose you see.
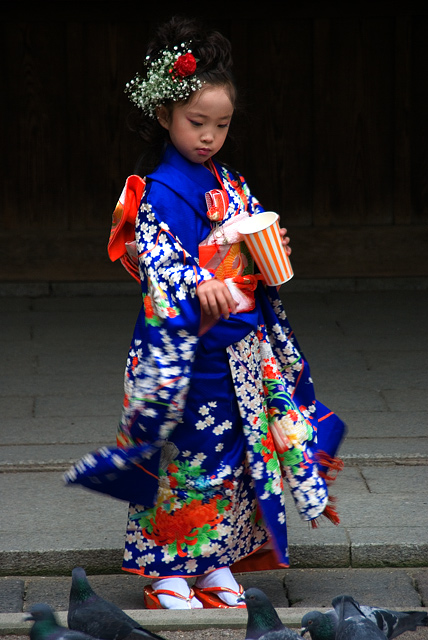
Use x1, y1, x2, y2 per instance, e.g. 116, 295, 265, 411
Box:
201, 129, 214, 142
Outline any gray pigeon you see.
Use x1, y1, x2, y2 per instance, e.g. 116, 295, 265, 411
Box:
301, 599, 428, 640
238, 587, 303, 640
25, 603, 101, 640
333, 595, 387, 640
67, 567, 165, 640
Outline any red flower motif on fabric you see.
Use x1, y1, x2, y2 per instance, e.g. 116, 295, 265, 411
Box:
230, 180, 248, 210
173, 53, 197, 78
142, 497, 223, 557
287, 409, 299, 422
263, 363, 280, 379
261, 427, 276, 462
143, 294, 154, 319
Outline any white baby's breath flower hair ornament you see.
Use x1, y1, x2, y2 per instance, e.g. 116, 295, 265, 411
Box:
124, 41, 203, 118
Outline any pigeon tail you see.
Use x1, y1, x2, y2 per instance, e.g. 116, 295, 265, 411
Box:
382, 610, 428, 639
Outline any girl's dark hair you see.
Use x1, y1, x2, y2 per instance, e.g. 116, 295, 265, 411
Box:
129, 15, 239, 176
146, 16, 236, 102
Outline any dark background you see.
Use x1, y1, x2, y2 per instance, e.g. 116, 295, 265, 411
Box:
1, 0, 427, 282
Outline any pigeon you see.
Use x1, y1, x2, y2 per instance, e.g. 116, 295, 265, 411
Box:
25, 603, 101, 640
68, 567, 165, 640
301, 598, 428, 640
367, 606, 428, 638
238, 587, 304, 640
333, 595, 388, 640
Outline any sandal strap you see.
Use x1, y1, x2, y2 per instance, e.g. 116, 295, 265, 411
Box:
195, 584, 243, 596
146, 586, 195, 601
152, 588, 195, 601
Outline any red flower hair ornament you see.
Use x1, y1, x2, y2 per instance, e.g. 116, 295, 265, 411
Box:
125, 42, 203, 118
172, 53, 197, 78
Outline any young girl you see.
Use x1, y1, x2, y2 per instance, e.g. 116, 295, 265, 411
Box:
65, 16, 346, 611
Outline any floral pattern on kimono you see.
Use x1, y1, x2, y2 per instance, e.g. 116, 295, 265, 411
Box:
64, 145, 345, 577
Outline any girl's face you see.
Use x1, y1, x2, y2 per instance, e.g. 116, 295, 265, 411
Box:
157, 85, 234, 165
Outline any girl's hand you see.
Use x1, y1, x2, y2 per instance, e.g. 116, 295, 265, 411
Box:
280, 227, 292, 255
197, 278, 237, 321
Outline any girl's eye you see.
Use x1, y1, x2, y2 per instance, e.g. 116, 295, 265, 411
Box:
190, 120, 202, 127
218, 123, 230, 129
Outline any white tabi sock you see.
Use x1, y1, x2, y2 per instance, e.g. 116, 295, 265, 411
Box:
151, 577, 203, 609
195, 567, 242, 606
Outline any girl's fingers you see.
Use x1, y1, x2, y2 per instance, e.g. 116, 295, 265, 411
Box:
279, 227, 292, 254
197, 280, 237, 319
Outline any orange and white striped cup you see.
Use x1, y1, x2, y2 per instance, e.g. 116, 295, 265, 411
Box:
238, 211, 293, 286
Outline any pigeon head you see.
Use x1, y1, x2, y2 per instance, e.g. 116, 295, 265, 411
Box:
25, 604, 58, 624
238, 587, 285, 638
70, 566, 95, 603
239, 587, 277, 610
301, 611, 336, 640
24, 604, 60, 640
238, 587, 269, 609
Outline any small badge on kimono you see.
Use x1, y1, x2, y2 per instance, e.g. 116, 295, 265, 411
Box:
205, 189, 229, 222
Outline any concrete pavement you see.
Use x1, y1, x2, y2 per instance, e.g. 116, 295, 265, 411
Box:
1, 277, 427, 629
1, 568, 428, 634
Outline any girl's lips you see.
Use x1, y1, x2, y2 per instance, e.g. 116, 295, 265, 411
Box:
197, 148, 211, 156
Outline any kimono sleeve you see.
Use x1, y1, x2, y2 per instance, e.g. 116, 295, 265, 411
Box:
257, 286, 346, 524
63, 198, 215, 507
117, 198, 214, 449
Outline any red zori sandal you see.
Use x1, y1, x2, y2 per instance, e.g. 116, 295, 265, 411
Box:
192, 583, 247, 608
143, 585, 197, 609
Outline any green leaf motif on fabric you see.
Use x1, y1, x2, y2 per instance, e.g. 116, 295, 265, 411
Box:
266, 457, 280, 473
281, 447, 305, 471
258, 407, 269, 433
186, 523, 220, 557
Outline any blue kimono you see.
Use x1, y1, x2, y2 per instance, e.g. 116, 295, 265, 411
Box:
65, 144, 346, 578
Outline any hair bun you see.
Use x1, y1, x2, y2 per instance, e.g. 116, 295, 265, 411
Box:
146, 16, 233, 74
